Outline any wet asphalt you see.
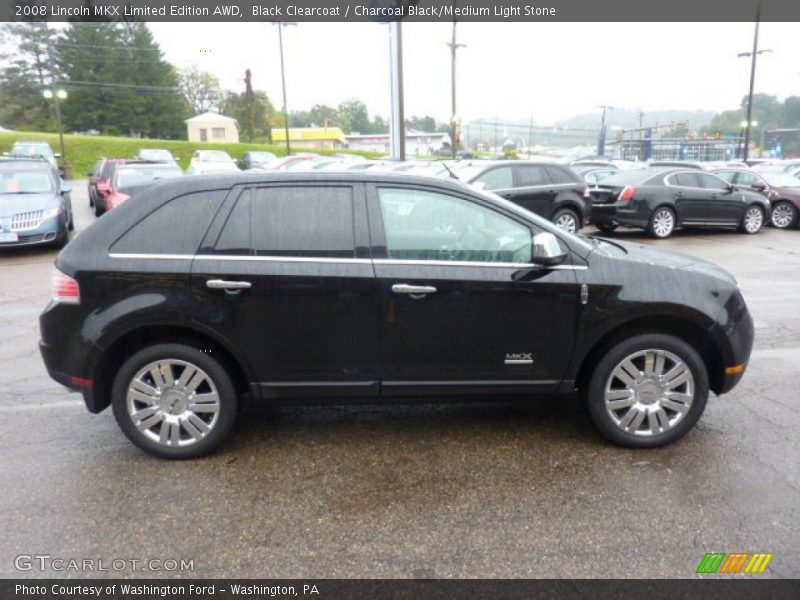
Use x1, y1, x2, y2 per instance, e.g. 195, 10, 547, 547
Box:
0, 183, 798, 579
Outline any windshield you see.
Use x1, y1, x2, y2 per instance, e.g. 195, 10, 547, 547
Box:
11, 143, 53, 158
0, 170, 54, 194
761, 172, 800, 187
138, 149, 173, 161
116, 166, 182, 189
197, 151, 232, 162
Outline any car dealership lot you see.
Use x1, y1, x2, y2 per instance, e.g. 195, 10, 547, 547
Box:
0, 183, 798, 578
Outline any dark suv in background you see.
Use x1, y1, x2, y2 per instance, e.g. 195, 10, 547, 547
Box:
451, 161, 591, 233
40, 172, 753, 458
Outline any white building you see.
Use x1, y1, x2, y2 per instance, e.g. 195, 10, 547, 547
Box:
185, 112, 239, 144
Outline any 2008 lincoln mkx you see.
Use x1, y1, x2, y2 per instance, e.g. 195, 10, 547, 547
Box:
39, 172, 754, 458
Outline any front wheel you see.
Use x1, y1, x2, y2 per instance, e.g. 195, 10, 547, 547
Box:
740, 205, 764, 234
770, 201, 796, 229
648, 207, 676, 239
585, 333, 709, 448
552, 208, 580, 233
111, 343, 238, 459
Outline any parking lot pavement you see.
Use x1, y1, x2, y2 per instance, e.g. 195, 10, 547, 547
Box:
1, 183, 798, 579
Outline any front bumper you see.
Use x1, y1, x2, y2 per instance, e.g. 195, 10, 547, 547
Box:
0, 215, 67, 248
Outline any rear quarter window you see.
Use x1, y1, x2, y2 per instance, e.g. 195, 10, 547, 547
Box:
110, 190, 226, 255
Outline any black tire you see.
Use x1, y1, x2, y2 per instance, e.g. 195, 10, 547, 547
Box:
111, 343, 238, 459
739, 205, 765, 234
53, 232, 69, 250
552, 208, 581, 233
585, 333, 709, 448
595, 222, 618, 234
769, 201, 796, 229
89, 193, 94, 208
67, 209, 74, 232
94, 202, 104, 217
648, 206, 676, 239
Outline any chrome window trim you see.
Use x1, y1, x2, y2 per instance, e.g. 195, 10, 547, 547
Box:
108, 253, 587, 270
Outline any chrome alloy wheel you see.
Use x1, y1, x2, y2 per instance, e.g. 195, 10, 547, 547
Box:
126, 359, 220, 447
555, 213, 578, 233
604, 349, 695, 437
770, 202, 795, 229
652, 209, 674, 238
743, 206, 764, 233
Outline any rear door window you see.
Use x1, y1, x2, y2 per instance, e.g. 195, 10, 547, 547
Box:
515, 165, 552, 187
544, 166, 576, 185
474, 167, 513, 191
214, 186, 356, 258
697, 173, 730, 191
111, 190, 226, 255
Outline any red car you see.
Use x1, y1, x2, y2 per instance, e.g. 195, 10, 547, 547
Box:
84, 158, 106, 209
714, 168, 800, 229
95, 161, 182, 216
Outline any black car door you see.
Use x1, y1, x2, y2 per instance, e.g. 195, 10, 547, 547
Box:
191, 182, 381, 399
696, 172, 744, 224
665, 171, 708, 223
366, 183, 581, 397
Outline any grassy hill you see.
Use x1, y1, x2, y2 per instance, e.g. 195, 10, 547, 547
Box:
0, 131, 379, 179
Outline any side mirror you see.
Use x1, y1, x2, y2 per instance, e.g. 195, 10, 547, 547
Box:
751, 182, 767, 191
60, 186, 71, 195
532, 232, 567, 267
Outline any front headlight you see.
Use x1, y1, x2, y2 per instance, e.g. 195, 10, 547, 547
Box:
41, 207, 61, 219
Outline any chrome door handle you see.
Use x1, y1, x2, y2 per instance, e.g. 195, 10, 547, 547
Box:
206, 279, 252, 290
392, 284, 437, 296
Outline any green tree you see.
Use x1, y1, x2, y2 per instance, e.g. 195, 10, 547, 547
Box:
220, 90, 277, 143
0, 22, 61, 131
179, 65, 221, 114
337, 98, 370, 134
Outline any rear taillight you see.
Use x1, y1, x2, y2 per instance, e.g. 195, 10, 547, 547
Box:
108, 193, 130, 209
618, 186, 636, 202
52, 268, 80, 305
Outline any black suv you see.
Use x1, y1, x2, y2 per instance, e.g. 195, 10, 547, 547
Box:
451, 161, 591, 233
39, 172, 753, 458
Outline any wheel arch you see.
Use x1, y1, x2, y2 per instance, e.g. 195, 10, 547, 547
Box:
90, 324, 254, 414
574, 316, 725, 396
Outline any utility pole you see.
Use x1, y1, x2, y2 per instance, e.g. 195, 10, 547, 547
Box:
446, 11, 466, 158
596, 105, 613, 157
527, 115, 533, 158
274, 22, 296, 156
388, 22, 405, 160
738, 1, 771, 162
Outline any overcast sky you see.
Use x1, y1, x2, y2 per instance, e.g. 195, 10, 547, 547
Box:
149, 22, 800, 125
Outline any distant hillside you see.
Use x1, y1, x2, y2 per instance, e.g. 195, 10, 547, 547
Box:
555, 108, 716, 131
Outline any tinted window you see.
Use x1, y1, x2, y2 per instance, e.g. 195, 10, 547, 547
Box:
475, 166, 513, 191
378, 188, 532, 263
670, 172, 700, 188
545, 166, 576, 185
715, 170, 736, 183
214, 186, 355, 258
111, 190, 226, 255
516, 165, 551, 187
697, 173, 729, 191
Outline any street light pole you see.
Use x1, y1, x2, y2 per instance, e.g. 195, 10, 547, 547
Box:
274, 22, 296, 156
596, 105, 613, 157
446, 14, 466, 158
738, 1, 771, 162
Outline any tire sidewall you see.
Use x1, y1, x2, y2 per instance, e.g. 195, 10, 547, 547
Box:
742, 205, 764, 234
770, 201, 796, 229
553, 208, 580, 233
586, 333, 709, 448
111, 343, 238, 459
649, 207, 675, 239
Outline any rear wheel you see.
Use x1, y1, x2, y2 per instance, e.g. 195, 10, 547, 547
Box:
112, 343, 238, 459
770, 201, 796, 229
552, 208, 580, 233
586, 333, 709, 448
94, 202, 104, 217
740, 205, 764, 234
648, 207, 675, 239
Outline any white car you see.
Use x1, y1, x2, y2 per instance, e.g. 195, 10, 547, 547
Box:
185, 150, 240, 176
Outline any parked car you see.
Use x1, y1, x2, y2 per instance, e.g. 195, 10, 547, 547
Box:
238, 151, 277, 171
97, 162, 183, 214
135, 148, 180, 168
752, 159, 800, 174
85, 158, 107, 208
268, 154, 321, 171
185, 150, 239, 176
7, 140, 59, 169
0, 158, 73, 248
39, 171, 754, 458
451, 160, 590, 233
647, 160, 707, 170
590, 168, 771, 238
713, 168, 800, 229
